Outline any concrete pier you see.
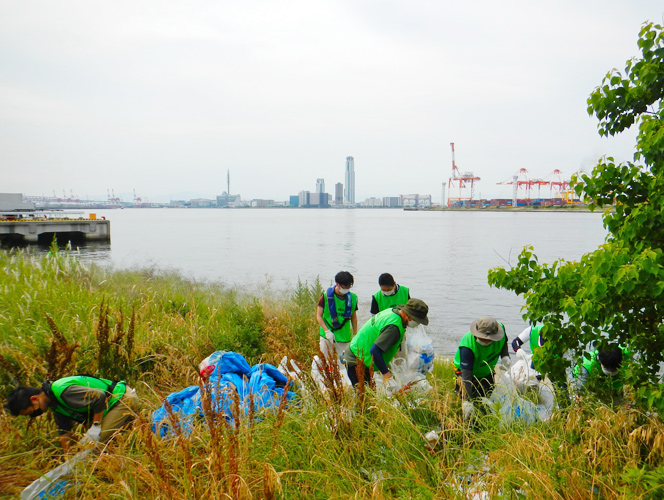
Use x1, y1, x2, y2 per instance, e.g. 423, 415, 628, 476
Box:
0, 215, 110, 244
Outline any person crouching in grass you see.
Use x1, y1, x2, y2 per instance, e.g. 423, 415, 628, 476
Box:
5, 375, 139, 452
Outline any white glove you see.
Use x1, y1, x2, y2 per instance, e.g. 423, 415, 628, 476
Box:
462, 401, 474, 422
384, 376, 401, 395
324, 330, 335, 342
85, 422, 102, 442
501, 356, 513, 369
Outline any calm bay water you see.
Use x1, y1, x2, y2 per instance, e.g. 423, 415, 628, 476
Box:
65, 208, 607, 356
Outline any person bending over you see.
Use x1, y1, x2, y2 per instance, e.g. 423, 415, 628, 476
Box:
345, 298, 429, 392
453, 316, 510, 421
5, 375, 139, 452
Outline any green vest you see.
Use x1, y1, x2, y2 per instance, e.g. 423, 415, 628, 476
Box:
530, 324, 545, 371
350, 308, 405, 370
50, 376, 126, 422
320, 291, 358, 343
453, 326, 507, 379
573, 350, 625, 392
372, 285, 410, 313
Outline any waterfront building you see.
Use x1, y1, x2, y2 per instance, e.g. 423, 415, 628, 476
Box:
383, 196, 402, 208
216, 192, 242, 207
316, 178, 325, 194
344, 157, 355, 205
309, 193, 330, 207
251, 199, 275, 207
362, 197, 384, 207
335, 183, 343, 205
0, 193, 35, 211
401, 194, 432, 208
299, 191, 310, 207
189, 198, 215, 208
289, 195, 299, 207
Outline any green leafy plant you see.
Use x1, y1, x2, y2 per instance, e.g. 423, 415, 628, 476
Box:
488, 22, 664, 411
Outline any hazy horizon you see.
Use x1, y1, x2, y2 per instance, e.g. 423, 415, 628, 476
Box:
2, 1, 662, 203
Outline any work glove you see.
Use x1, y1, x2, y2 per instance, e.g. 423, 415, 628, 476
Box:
501, 356, 513, 369
462, 401, 474, 422
324, 330, 335, 342
384, 376, 401, 395
84, 422, 102, 443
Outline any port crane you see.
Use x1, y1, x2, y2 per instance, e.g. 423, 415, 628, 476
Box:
447, 143, 480, 207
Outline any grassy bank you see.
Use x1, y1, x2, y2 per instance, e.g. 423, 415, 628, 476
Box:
0, 248, 663, 499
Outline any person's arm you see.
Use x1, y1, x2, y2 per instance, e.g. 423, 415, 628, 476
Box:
500, 337, 511, 366
59, 387, 108, 445
316, 304, 327, 331
370, 344, 389, 375
458, 347, 476, 400
371, 325, 402, 377
351, 310, 358, 335
370, 296, 379, 315
512, 326, 532, 351
61, 386, 107, 414
52, 412, 75, 451
316, 295, 329, 332
59, 432, 74, 453
91, 410, 103, 425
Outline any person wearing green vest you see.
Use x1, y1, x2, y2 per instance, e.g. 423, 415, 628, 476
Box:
316, 271, 359, 364
5, 375, 139, 452
345, 298, 429, 391
572, 346, 626, 395
369, 273, 410, 315
512, 323, 547, 372
453, 316, 511, 421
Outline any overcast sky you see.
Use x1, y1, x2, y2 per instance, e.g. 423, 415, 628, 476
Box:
1, 1, 662, 203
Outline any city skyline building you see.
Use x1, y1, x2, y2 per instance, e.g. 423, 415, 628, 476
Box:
316, 178, 325, 194
334, 183, 343, 205
298, 190, 310, 207
344, 156, 355, 205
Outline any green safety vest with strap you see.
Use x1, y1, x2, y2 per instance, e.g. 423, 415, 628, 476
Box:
320, 291, 358, 343
529, 324, 544, 352
50, 376, 126, 422
349, 308, 405, 370
453, 325, 507, 379
372, 285, 410, 313
530, 324, 545, 371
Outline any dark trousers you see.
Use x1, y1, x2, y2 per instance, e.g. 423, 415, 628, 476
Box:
346, 363, 371, 386
455, 372, 494, 401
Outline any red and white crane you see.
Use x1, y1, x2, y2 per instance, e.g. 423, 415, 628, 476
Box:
447, 143, 480, 207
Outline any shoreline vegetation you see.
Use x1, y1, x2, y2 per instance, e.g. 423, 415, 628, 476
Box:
0, 247, 662, 499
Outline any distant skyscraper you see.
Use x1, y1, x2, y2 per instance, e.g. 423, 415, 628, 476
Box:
299, 190, 310, 207
335, 183, 343, 205
344, 156, 355, 205
316, 178, 325, 194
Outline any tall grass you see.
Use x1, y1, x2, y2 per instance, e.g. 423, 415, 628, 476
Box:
1, 248, 663, 499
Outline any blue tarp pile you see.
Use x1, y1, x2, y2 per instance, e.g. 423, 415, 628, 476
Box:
152, 351, 297, 437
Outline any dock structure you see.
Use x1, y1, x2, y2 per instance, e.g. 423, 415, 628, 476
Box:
0, 214, 110, 244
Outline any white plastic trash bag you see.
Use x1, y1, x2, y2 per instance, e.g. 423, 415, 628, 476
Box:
21, 449, 92, 500
311, 355, 352, 396
510, 349, 540, 393
483, 364, 555, 426
404, 324, 435, 375
382, 357, 433, 395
